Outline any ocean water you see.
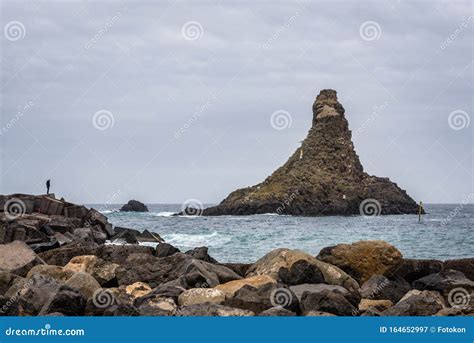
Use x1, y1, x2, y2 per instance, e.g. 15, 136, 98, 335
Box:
89, 204, 473, 263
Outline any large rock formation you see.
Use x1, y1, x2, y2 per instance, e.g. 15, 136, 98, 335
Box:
203, 89, 419, 216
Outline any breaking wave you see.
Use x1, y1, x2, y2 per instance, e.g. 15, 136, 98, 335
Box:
163, 231, 230, 247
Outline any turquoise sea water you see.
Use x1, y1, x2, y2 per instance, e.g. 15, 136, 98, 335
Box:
89, 204, 473, 263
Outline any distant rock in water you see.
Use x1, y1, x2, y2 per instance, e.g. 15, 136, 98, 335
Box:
204, 89, 420, 216
120, 200, 149, 212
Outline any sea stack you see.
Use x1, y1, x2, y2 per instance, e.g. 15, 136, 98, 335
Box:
204, 89, 420, 216
120, 200, 149, 212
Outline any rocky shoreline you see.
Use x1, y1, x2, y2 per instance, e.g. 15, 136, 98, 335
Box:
1, 194, 473, 317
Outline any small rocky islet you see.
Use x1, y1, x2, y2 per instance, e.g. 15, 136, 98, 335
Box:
203, 89, 420, 216
1, 193, 473, 317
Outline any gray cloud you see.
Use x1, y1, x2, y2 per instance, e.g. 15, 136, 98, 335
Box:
1, 0, 472, 204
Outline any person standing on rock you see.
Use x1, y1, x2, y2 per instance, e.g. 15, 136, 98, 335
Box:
46, 179, 51, 195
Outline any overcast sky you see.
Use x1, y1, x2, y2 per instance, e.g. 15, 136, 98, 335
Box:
1, 0, 472, 205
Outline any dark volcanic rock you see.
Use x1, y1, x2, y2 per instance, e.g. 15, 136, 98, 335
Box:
176, 303, 254, 316
278, 259, 325, 285
290, 283, 360, 307
155, 243, 180, 258
382, 290, 445, 316
185, 247, 218, 263
203, 89, 420, 216
385, 258, 443, 284
359, 275, 411, 304
38, 285, 86, 316
220, 263, 252, 278
412, 269, 474, 296
300, 289, 356, 316
38, 241, 98, 266
442, 259, 474, 281
259, 307, 297, 316
120, 200, 148, 212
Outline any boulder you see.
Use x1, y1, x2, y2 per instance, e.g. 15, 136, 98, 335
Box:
317, 240, 403, 284
435, 306, 474, 316
412, 270, 474, 297
96, 244, 155, 264
134, 282, 186, 307
65, 272, 101, 298
178, 288, 226, 306
26, 265, 75, 283
115, 253, 241, 288
38, 242, 98, 266
385, 259, 443, 283
0, 295, 20, 316
382, 290, 446, 316
38, 285, 86, 316
358, 299, 393, 312
125, 282, 152, 299
259, 307, 297, 316
359, 275, 411, 304
300, 289, 356, 316
103, 304, 140, 316
64, 255, 119, 286
111, 229, 138, 244
442, 259, 474, 281
0, 270, 23, 295
290, 283, 360, 307
216, 275, 276, 297
222, 283, 299, 315
0, 241, 43, 276
185, 247, 218, 263
278, 259, 325, 285
246, 248, 359, 292
18, 275, 61, 315
120, 200, 148, 212
137, 296, 176, 316
176, 303, 254, 316
220, 263, 251, 278
155, 243, 180, 258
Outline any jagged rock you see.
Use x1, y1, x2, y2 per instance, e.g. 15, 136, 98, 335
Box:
38, 242, 98, 266
64, 272, 101, 298
290, 283, 360, 307
38, 285, 86, 316
216, 275, 277, 298
0, 241, 43, 276
359, 275, 411, 304
278, 259, 325, 285
442, 259, 474, 281
0, 270, 24, 295
382, 290, 445, 316
26, 265, 75, 283
18, 275, 62, 315
176, 303, 254, 316
115, 253, 241, 288
64, 255, 119, 286
185, 247, 218, 263
134, 282, 186, 307
259, 307, 297, 316
46, 216, 82, 233
103, 304, 140, 316
140, 229, 163, 243
125, 282, 152, 299
96, 244, 155, 264
178, 288, 226, 306
120, 200, 148, 212
300, 289, 356, 316
222, 283, 299, 315
358, 299, 393, 312
385, 258, 443, 283
137, 296, 176, 316
412, 269, 474, 297
317, 240, 403, 284
203, 89, 420, 216
155, 243, 180, 258
246, 248, 359, 292
111, 229, 138, 244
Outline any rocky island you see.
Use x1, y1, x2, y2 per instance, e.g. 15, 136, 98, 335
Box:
120, 200, 149, 212
203, 90, 420, 216
0, 193, 472, 317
